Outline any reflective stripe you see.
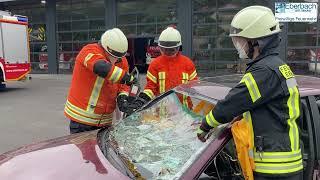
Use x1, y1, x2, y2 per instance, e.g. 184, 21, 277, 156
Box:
83, 53, 104, 67
109, 66, 123, 83
159, 72, 166, 93
118, 92, 129, 96
65, 100, 112, 119
182, 73, 189, 108
87, 77, 105, 113
286, 78, 297, 88
147, 71, 157, 84
287, 85, 300, 151
143, 89, 155, 99
205, 111, 221, 128
255, 159, 303, 174
240, 73, 261, 103
254, 149, 302, 163
182, 73, 188, 84
189, 70, 197, 80
65, 106, 112, 126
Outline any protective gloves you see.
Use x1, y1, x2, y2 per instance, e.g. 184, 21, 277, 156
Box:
117, 94, 129, 113
197, 118, 212, 142
125, 92, 151, 115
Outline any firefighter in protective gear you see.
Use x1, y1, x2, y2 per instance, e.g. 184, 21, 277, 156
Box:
198, 6, 302, 180
65, 28, 137, 134
127, 27, 198, 114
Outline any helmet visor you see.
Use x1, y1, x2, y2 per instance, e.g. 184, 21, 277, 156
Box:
160, 47, 179, 57
106, 46, 127, 58
231, 37, 249, 59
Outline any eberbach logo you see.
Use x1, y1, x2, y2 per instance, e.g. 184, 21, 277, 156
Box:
276, 3, 317, 13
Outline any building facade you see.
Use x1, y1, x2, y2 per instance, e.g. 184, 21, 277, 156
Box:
0, 0, 319, 76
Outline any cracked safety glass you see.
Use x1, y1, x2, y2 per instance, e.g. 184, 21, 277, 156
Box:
107, 91, 223, 179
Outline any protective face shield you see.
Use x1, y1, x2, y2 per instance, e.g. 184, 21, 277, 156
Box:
107, 54, 121, 64
232, 37, 249, 59
160, 47, 179, 57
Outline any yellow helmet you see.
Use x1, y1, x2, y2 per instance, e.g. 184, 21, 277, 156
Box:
229, 6, 281, 39
158, 27, 182, 48
101, 28, 128, 58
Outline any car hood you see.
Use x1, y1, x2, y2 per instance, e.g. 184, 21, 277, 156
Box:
0, 130, 129, 180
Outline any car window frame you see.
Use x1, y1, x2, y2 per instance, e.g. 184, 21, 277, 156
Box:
179, 124, 233, 179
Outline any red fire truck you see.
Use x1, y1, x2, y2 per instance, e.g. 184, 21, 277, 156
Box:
0, 11, 31, 88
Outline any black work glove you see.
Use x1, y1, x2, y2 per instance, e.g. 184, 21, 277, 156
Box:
125, 92, 151, 115
120, 73, 138, 86
117, 94, 129, 113
197, 118, 212, 142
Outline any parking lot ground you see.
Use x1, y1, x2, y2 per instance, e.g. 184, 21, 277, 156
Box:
0, 74, 71, 154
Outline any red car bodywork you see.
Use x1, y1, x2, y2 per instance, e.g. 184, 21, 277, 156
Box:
0, 75, 319, 179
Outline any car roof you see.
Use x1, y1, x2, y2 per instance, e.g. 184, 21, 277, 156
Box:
175, 74, 320, 101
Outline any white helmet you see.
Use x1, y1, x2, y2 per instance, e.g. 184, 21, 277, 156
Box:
101, 28, 128, 58
158, 27, 182, 48
229, 6, 281, 39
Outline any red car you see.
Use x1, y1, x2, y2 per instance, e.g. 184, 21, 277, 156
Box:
0, 75, 319, 180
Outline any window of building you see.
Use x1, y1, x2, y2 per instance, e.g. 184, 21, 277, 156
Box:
117, 0, 177, 72
56, 0, 105, 73
192, 0, 270, 74
287, 21, 319, 75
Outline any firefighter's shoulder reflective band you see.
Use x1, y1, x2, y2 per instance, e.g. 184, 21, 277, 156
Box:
254, 159, 303, 174
205, 111, 221, 128
144, 89, 155, 99
254, 149, 302, 163
109, 66, 123, 83
84, 53, 103, 67
147, 71, 157, 84
189, 70, 197, 80
159, 72, 166, 93
240, 73, 261, 103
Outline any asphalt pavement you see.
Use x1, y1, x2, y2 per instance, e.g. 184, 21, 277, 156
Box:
0, 75, 71, 153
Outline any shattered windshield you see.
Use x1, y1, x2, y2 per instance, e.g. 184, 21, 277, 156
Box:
106, 91, 222, 179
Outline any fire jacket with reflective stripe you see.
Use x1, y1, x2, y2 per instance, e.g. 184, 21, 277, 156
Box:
64, 43, 129, 127
143, 53, 198, 108
202, 48, 302, 176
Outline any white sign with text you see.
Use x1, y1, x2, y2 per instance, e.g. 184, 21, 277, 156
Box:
275, 3, 318, 22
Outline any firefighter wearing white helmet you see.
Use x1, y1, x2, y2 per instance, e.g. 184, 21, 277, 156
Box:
157, 27, 182, 57
126, 26, 198, 114
198, 6, 302, 180
65, 28, 137, 134
101, 28, 128, 59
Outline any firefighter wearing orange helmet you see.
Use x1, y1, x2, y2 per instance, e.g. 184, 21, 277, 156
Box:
127, 27, 198, 113
65, 28, 137, 134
